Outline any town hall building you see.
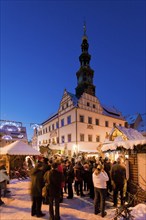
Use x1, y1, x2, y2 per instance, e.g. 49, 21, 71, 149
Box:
33, 27, 126, 156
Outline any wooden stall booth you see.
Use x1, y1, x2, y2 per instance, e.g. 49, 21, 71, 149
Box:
101, 125, 146, 205
0, 140, 40, 177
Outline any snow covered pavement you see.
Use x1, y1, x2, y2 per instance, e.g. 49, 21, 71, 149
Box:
0, 178, 145, 220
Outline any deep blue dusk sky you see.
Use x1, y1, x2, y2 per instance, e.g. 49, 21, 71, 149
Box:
1, 0, 146, 140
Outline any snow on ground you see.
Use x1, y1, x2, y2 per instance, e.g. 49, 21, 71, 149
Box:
0, 178, 145, 220
131, 204, 146, 220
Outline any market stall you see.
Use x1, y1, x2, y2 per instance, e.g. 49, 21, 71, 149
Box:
0, 140, 40, 176
101, 125, 146, 204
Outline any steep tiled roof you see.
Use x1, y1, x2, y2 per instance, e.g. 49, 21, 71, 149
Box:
67, 92, 78, 106
137, 113, 146, 133
102, 104, 124, 120
125, 113, 139, 124
42, 112, 58, 124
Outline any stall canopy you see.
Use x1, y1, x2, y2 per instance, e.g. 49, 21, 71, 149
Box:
101, 139, 146, 152
49, 145, 65, 151
101, 125, 146, 152
79, 145, 98, 153
0, 140, 40, 155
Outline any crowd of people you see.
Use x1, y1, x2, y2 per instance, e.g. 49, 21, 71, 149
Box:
29, 154, 127, 219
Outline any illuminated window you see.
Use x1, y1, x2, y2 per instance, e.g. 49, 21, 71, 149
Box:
68, 134, 71, 142
52, 138, 55, 144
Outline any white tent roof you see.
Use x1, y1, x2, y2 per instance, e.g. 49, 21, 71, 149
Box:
49, 145, 64, 151
79, 145, 98, 153
0, 140, 40, 155
101, 139, 146, 152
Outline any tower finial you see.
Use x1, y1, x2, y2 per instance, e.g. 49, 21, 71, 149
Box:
82, 20, 87, 40
83, 21, 86, 36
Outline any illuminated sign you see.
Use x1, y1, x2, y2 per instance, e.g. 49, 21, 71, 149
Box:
0, 120, 22, 130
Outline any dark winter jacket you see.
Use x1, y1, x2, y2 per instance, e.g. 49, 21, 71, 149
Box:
30, 164, 45, 197
66, 164, 74, 184
47, 169, 63, 197
111, 163, 126, 186
74, 162, 84, 182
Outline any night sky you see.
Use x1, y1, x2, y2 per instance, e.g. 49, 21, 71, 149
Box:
1, 0, 145, 140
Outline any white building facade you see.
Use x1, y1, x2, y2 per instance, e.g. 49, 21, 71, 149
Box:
35, 28, 126, 156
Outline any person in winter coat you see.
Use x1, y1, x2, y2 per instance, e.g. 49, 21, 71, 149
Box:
74, 161, 85, 197
92, 164, 109, 218
111, 157, 126, 207
0, 160, 9, 206
30, 162, 46, 217
88, 161, 95, 199
57, 159, 65, 203
104, 157, 112, 196
47, 162, 64, 220
66, 160, 74, 199
83, 162, 90, 192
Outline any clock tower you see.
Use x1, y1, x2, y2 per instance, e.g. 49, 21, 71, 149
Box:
75, 24, 96, 98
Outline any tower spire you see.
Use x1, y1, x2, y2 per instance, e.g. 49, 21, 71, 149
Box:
75, 25, 96, 98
